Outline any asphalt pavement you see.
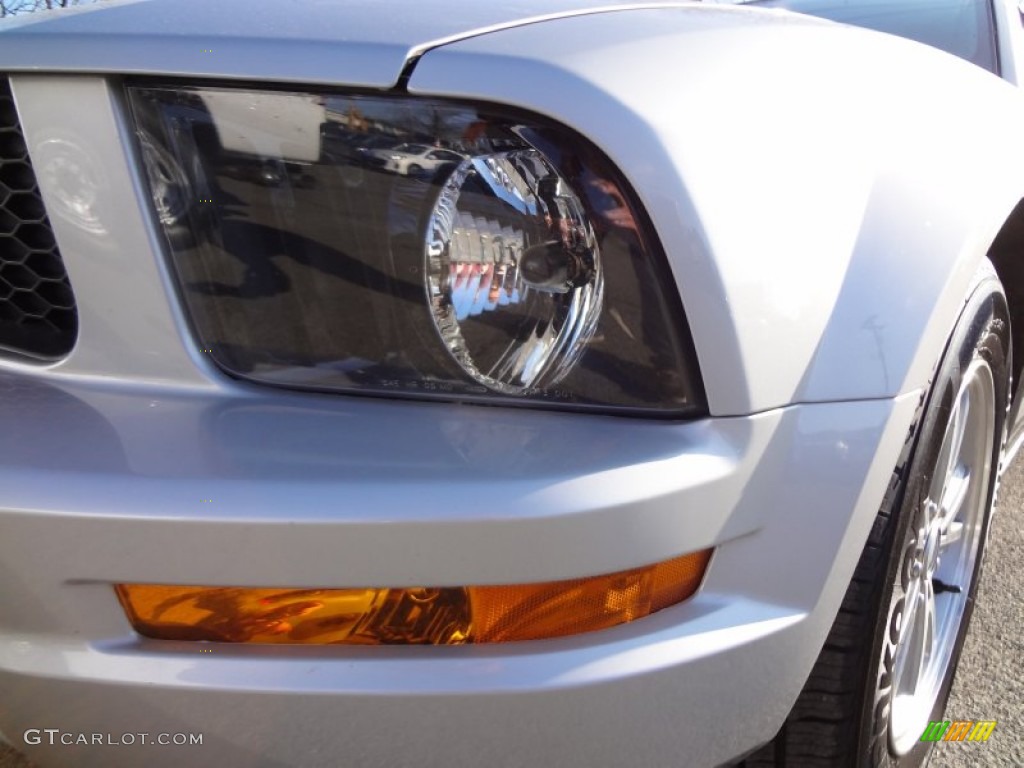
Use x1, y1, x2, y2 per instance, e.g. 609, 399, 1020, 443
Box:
2, 462, 1022, 768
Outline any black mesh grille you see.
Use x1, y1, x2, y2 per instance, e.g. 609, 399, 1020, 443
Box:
0, 78, 77, 361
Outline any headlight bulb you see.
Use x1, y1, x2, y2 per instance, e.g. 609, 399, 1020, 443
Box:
425, 150, 603, 393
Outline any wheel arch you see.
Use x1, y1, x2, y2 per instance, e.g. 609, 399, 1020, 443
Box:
986, 197, 1024, 446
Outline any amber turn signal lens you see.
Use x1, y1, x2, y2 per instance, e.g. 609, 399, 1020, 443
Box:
115, 550, 711, 645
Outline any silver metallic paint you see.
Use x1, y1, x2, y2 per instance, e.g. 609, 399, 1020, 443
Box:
0, 0, 697, 88
1, 3, 1022, 766
410, 6, 1024, 414
0, 376, 921, 766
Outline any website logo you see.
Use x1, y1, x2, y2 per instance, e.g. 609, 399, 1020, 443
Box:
920, 720, 996, 742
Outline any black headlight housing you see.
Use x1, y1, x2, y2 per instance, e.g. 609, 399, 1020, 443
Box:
129, 83, 704, 416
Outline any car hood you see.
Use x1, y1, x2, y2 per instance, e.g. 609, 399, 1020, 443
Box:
0, 0, 694, 88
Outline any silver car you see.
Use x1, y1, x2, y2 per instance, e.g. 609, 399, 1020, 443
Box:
1, 1, 1022, 765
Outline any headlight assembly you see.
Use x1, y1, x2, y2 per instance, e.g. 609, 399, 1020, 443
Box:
129, 84, 703, 415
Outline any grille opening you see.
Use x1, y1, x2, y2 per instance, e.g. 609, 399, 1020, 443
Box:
0, 78, 77, 361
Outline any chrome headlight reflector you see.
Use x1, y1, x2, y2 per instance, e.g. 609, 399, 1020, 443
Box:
129, 84, 702, 415
426, 150, 603, 393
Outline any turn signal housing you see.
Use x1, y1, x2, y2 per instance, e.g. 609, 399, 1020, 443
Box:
115, 550, 712, 645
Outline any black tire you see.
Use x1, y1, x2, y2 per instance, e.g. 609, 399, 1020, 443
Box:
742, 260, 1011, 767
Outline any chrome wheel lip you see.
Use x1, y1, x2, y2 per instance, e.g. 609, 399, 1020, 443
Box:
889, 359, 996, 755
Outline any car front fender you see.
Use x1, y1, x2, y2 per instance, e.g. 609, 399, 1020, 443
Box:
410, 4, 1024, 415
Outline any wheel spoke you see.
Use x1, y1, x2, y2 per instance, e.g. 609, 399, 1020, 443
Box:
921, 500, 936, 533
922, 578, 937, 667
892, 577, 922, 696
947, 391, 970, 478
940, 470, 970, 524
940, 521, 964, 550
895, 584, 929, 696
904, 580, 937, 695
929, 438, 954, 504
931, 393, 969, 514
915, 579, 939, 697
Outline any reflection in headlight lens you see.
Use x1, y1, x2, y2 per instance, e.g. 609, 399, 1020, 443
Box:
426, 150, 603, 393
129, 85, 702, 415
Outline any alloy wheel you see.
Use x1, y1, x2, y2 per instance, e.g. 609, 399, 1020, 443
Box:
888, 359, 996, 755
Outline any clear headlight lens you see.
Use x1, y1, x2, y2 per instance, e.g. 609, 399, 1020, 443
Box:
129, 84, 702, 415
426, 150, 603, 393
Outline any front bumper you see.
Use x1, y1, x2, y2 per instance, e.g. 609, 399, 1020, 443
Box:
0, 372, 920, 767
